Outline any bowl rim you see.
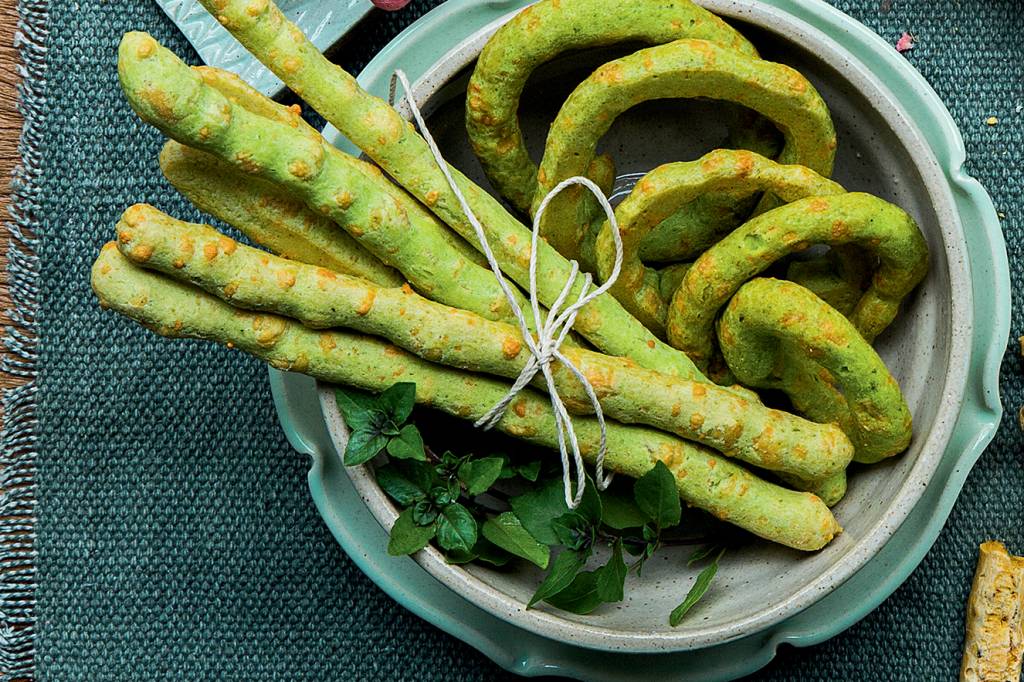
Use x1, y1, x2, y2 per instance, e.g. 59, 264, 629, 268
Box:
316, 0, 974, 653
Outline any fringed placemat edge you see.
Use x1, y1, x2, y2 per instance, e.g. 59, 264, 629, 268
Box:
1, 0, 48, 677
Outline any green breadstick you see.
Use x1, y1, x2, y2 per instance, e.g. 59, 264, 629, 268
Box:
118, 33, 532, 331
167, 65, 405, 284
192, 64, 491, 270
667, 193, 929, 368
160, 140, 404, 287
91, 244, 842, 551
195, 63, 303, 125
465, 0, 758, 213
779, 471, 847, 508
193, 1, 710, 383
115, 204, 854, 481
718, 278, 913, 463
533, 39, 837, 269
593, 149, 844, 335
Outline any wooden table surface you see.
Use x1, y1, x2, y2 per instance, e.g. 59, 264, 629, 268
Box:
1, 0, 25, 399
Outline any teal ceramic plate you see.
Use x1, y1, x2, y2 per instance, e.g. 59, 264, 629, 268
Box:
269, 0, 1009, 678
157, 0, 373, 95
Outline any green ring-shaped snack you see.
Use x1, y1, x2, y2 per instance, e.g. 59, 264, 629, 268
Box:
637, 110, 783, 263
533, 38, 837, 269
593, 149, 844, 335
465, 0, 758, 213
667, 193, 929, 368
786, 246, 871, 317
718, 278, 913, 463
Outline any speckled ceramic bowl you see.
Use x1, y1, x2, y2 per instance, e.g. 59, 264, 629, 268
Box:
318, 0, 972, 653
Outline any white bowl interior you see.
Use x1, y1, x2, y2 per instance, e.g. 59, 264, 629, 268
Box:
319, 0, 971, 653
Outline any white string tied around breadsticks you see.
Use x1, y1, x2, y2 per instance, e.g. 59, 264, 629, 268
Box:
390, 70, 625, 510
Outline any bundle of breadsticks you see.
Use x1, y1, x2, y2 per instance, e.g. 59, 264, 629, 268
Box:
91, 0, 929, 553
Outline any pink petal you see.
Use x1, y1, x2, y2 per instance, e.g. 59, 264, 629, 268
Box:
895, 32, 915, 53
372, 0, 410, 9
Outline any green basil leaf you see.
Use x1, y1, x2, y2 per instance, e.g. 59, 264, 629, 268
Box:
551, 512, 593, 551
387, 507, 435, 556
472, 536, 513, 567
373, 464, 426, 506
528, 549, 589, 608
599, 487, 648, 530
510, 476, 602, 545
343, 428, 389, 466
435, 502, 478, 553
378, 382, 416, 426
457, 456, 505, 496
441, 451, 462, 470
576, 477, 603, 525
481, 512, 550, 569
430, 486, 454, 507
544, 570, 603, 615
443, 547, 479, 565
334, 387, 379, 430
670, 549, 726, 626
411, 500, 438, 526
595, 540, 628, 603
686, 544, 720, 567
516, 460, 542, 482
634, 461, 681, 529
393, 459, 438, 494
498, 455, 517, 480
510, 478, 571, 545
622, 536, 646, 557
445, 477, 461, 500
386, 424, 427, 461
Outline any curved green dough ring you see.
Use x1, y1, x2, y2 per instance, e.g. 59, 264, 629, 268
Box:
115, 204, 854, 481
667, 192, 929, 368
91, 245, 841, 551
637, 111, 783, 263
465, 0, 758, 213
718, 278, 913, 463
533, 38, 837, 268
593, 149, 844, 335
787, 246, 871, 317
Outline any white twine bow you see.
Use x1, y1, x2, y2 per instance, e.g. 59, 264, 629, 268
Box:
390, 70, 625, 510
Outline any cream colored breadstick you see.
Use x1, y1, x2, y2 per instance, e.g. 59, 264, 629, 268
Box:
961, 541, 1024, 682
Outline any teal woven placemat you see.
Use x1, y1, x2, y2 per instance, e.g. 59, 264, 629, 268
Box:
3, 0, 1020, 679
